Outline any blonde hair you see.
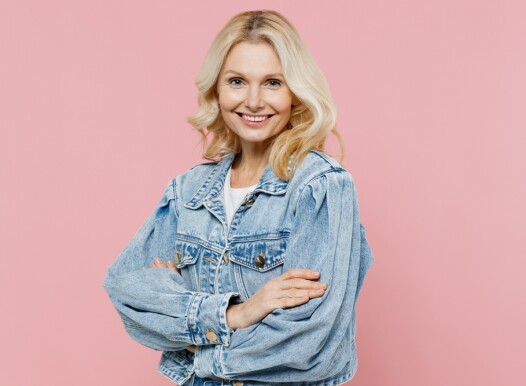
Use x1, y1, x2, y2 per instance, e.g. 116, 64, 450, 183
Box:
187, 10, 344, 180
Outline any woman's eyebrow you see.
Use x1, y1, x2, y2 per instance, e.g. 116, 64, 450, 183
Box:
223, 70, 284, 78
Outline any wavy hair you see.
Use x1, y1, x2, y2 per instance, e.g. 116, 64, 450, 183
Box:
187, 10, 344, 180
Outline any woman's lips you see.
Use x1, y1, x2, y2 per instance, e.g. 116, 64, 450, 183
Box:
236, 112, 273, 126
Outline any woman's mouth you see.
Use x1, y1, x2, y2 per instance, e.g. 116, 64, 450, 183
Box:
236, 113, 273, 126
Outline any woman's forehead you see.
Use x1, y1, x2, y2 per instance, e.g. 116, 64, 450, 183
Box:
221, 41, 283, 77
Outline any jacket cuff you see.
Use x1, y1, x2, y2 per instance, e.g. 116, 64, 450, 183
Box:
194, 344, 223, 379
187, 292, 240, 346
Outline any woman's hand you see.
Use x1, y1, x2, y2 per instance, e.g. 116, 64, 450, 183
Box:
150, 257, 179, 271
226, 269, 328, 330
150, 258, 196, 353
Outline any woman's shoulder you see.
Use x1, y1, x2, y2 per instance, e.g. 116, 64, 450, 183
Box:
284, 150, 356, 204
293, 150, 354, 185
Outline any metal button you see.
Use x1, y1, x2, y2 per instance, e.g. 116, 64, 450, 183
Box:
174, 249, 181, 263
233, 382, 244, 386
255, 250, 265, 268
245, 197, 255, 207
183, 371, 189, 377
205, 328, 218, 342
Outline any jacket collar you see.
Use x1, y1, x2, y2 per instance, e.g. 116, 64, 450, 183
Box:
184, 153, 289, 209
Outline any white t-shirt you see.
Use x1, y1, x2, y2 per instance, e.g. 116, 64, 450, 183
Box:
224, 166, 257, 228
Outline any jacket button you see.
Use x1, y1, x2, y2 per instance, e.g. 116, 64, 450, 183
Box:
255, 252, 265, 268
205, 328, 218, 342
233, 382, 244, 386
245, 198, 255, 208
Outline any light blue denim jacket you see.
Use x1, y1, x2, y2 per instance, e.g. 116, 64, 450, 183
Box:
103, 150, 374, 386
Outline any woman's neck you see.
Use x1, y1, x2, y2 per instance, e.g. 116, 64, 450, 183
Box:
230, 146, 270, 188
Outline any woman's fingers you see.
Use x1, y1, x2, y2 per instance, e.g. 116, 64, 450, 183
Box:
272, 287, 326, 310
266, 269, 329, 303
262, 277, 327, 304
150, 258, 179, 272
281, 287, 327, 298
278, 278, 328, 290
273, 284, 327, 304
273, 269, 328, 297
281, 269, 320, 280
166, 260, 178, 272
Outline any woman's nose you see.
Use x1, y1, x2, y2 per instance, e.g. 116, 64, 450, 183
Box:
245, 85, 264, 110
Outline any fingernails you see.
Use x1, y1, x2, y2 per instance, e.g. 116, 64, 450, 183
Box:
154, 257, 162, 264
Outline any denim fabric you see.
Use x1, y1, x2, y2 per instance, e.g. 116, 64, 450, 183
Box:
103, 150, 374, 385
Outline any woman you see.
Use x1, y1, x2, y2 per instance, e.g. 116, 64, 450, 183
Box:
104, 10, 374, 386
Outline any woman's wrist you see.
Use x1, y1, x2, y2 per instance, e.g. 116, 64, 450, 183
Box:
226, 302, 244, 330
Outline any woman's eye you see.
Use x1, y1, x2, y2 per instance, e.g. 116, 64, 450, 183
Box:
227, 78, 281, 88
229, 78, 244, 86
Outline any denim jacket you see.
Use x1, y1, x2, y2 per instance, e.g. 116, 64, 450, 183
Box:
103, 150, 374, 386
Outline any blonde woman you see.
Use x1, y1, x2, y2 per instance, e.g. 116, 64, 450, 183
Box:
104, 10, 374, 386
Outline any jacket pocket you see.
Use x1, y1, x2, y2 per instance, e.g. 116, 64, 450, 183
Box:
228, 231, 289, 300
174, 235, 204, 291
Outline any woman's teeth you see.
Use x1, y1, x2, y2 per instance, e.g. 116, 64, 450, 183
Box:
241, 114, 269, 122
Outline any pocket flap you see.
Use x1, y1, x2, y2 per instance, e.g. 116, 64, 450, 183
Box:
174, 237, 203, 268
229, 233, 288, 272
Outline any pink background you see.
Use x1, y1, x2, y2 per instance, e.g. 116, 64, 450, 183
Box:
1, 1, 524, 385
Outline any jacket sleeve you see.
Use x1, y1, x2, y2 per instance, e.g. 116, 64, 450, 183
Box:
193, 170, 374, 382
103, 179, 241, 351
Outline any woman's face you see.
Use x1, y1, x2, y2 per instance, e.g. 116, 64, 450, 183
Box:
217, 41, 296, 149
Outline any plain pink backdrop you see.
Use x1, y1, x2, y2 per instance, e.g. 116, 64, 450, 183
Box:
1, 1, 525, 385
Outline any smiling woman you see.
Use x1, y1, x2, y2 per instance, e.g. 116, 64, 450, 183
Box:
103, 9, 374, 386
216, 41, 297, 174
